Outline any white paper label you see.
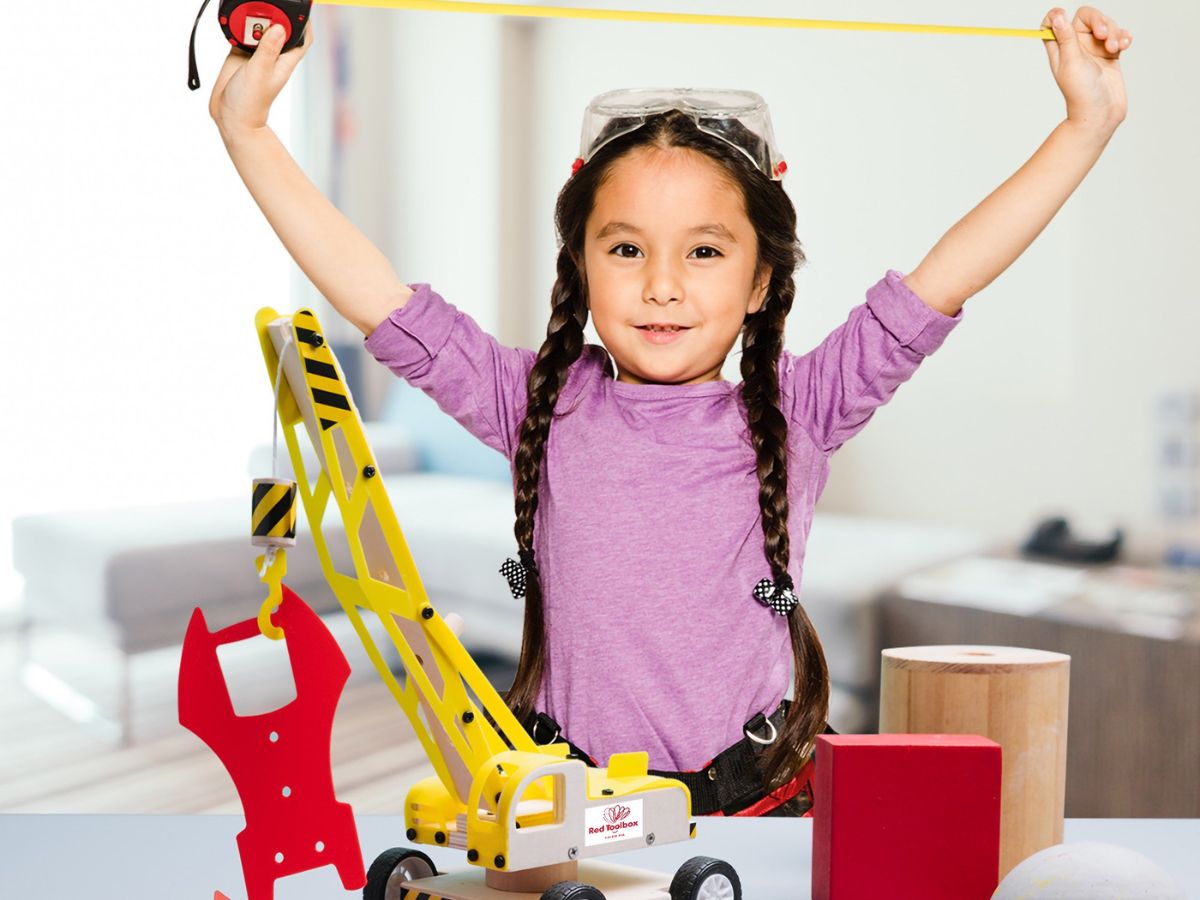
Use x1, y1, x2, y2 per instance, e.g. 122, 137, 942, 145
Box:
584, 798, 644, 846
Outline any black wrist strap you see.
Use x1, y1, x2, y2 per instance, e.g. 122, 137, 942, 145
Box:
189, 0, 217, 91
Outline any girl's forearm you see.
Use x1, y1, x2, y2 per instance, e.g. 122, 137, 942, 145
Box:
220, 124, 412, 336
904, 118, 1118, 316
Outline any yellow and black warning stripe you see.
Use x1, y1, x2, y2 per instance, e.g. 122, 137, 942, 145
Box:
304, 357, 340, 381
293, 311, 353, 431
398, 889, 443, 900
311, 385, 352, 430
252, 480, 297, 543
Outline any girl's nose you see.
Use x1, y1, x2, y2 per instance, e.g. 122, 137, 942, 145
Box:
643, 256, 685, 305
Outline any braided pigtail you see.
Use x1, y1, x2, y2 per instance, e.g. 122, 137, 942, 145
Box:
503, 246, 589, 721
740, 270, 830, 793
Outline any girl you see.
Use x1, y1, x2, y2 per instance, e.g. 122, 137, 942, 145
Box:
209, 6, 1131, 816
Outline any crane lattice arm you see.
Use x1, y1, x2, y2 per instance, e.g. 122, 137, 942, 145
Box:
254, 307, 693, 879
255, 306, 554, 814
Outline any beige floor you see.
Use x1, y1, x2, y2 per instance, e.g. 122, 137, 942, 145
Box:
0, 621, 525, 814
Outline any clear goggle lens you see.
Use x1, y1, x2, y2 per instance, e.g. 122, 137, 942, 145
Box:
576, 87, 787, 180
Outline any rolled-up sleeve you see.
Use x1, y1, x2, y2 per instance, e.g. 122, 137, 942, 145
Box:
363, 284, 536, 459
782, 269, 963, 455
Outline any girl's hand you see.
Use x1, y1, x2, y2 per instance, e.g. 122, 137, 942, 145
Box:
1042, 7, 1131, 133
209, 23, 314, 139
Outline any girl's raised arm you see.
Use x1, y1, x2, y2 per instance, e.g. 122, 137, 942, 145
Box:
210, 24, 411, 336
903, 6, 1131, 317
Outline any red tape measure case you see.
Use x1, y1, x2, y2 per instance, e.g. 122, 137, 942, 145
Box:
218, 0, 311, 52
188, 0, 312, 90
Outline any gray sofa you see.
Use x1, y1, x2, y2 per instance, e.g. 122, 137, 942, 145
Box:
12, 380, 989, 742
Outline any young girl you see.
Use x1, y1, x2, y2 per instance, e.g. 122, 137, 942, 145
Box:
209, 6, 1131, 816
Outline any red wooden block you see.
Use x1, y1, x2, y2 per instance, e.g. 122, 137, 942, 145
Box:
811, 734, 1001, 900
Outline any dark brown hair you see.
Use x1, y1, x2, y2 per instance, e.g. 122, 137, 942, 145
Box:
506, 109, 830, 793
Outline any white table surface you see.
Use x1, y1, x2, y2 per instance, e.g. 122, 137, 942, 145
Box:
2, 814, 1198, 898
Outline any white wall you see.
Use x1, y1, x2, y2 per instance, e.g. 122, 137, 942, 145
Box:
316, 9, 509, 415
1, 6, 304, 602
384, 14, 504, 334
518, 0, 1195, 562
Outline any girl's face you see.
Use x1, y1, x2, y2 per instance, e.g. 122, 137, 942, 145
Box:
582, 145, 771, 385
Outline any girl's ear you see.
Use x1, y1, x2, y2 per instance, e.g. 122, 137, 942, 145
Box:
748, 264, 772, 314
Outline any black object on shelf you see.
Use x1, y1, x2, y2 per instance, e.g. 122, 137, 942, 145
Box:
1021, 516, 1124, 564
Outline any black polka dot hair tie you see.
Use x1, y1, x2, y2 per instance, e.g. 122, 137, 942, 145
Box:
753, 573, 798, 616
500, 548, 538, 599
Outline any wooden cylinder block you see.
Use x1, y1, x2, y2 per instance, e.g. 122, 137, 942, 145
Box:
879, 645, 1070, 879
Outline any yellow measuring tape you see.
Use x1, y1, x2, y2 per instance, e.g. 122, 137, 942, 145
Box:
317, 0, 1054, 41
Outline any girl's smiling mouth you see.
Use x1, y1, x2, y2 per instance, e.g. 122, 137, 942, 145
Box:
635, 323, 692, 344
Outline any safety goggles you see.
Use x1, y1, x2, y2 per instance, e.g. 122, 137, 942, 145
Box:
573, 87, 787, 181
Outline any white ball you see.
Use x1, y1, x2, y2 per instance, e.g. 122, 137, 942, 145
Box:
992, 842, 1186, 899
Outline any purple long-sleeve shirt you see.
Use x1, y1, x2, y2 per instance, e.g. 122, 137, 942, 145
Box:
363, 269, 962, 771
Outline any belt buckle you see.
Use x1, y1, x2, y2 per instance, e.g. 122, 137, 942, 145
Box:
743, 711, 778, 746
532, 712, 562, 745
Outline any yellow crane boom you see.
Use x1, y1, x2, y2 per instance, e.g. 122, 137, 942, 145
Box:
254, 307, 696, 887
255, 308, 544, 801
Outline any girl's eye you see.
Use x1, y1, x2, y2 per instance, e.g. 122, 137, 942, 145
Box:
609, 244, 720, 259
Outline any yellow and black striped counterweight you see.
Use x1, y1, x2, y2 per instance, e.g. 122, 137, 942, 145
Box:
252, 477, 298, 547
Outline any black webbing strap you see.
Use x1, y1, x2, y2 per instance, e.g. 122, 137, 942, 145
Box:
650, 702, 794, 815
521, 702, 838, 816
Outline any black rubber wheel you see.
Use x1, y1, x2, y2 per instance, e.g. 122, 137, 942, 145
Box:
363, 847, 439, 900
540, 880, 607, 900
669, 856, 742, 900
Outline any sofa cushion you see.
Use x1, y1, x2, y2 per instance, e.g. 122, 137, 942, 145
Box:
246, 420, 422, 480
12, 472, 522, 657
13, 497, 349, 652
380, 380, 512, 483
387, 472, 520, 616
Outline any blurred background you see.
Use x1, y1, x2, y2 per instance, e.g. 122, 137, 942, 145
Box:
1, 0, 1197, 818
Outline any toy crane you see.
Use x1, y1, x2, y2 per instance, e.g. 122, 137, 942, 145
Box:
255, 306, 743, 900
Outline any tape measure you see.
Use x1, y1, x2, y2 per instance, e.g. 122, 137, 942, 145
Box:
190, 0, 313, 90
189, 0, 1053, 90
317, 1, 1053, 41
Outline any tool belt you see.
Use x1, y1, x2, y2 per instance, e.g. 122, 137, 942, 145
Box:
519, 700, 838, 817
